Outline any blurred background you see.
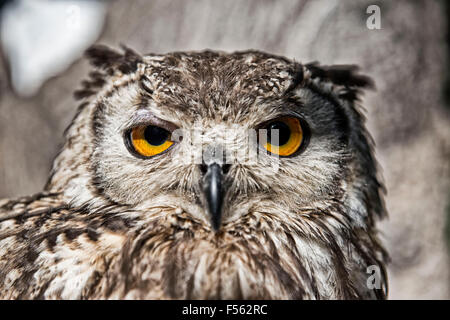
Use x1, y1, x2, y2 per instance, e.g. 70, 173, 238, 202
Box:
0, 0, 449, 299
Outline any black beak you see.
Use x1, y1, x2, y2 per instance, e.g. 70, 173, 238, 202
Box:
202, 163, 224, 231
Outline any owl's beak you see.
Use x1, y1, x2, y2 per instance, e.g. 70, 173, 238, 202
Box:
202, 162, 225, 231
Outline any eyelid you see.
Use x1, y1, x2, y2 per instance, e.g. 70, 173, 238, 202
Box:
257, 109, 305, 126
128, 111, 178, 132
256, 114, 293, 130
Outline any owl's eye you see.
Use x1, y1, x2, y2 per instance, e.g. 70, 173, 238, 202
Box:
129, 125, 174, 157
260, 117, 305, 157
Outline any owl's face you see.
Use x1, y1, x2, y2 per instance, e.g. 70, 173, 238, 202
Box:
84, 51, 350, 230
47, 46, 387, 299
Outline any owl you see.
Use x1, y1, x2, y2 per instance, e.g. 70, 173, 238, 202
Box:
0, 45, 388, 299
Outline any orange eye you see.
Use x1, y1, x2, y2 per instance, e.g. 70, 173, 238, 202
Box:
129, 125, 174, 157
261, 117, 304, 157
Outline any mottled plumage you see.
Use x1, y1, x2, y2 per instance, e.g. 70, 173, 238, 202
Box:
0, 45, 388, 299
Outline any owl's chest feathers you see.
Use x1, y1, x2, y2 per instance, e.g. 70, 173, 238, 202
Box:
0, 200, 373, 299
0, 217, 125, 299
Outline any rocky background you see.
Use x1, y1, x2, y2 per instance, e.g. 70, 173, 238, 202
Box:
0, 0, 449, 299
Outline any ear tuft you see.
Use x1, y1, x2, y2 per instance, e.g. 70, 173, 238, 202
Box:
85, 44, 143, 74
74, 44, 142, 100
305, 63, 374, 102
85, 45, 123, 70
306, 63, 374, 89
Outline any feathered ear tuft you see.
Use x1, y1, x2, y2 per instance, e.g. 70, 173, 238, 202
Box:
85, 44, 143, 74
305, 63, 374, 101
74, 44, 142, 100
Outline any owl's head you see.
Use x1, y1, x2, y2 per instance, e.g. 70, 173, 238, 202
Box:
46, 45, 387, 298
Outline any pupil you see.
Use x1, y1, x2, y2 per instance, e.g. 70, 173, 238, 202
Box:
267, 121, 290, 146
144, 126, 169, 146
